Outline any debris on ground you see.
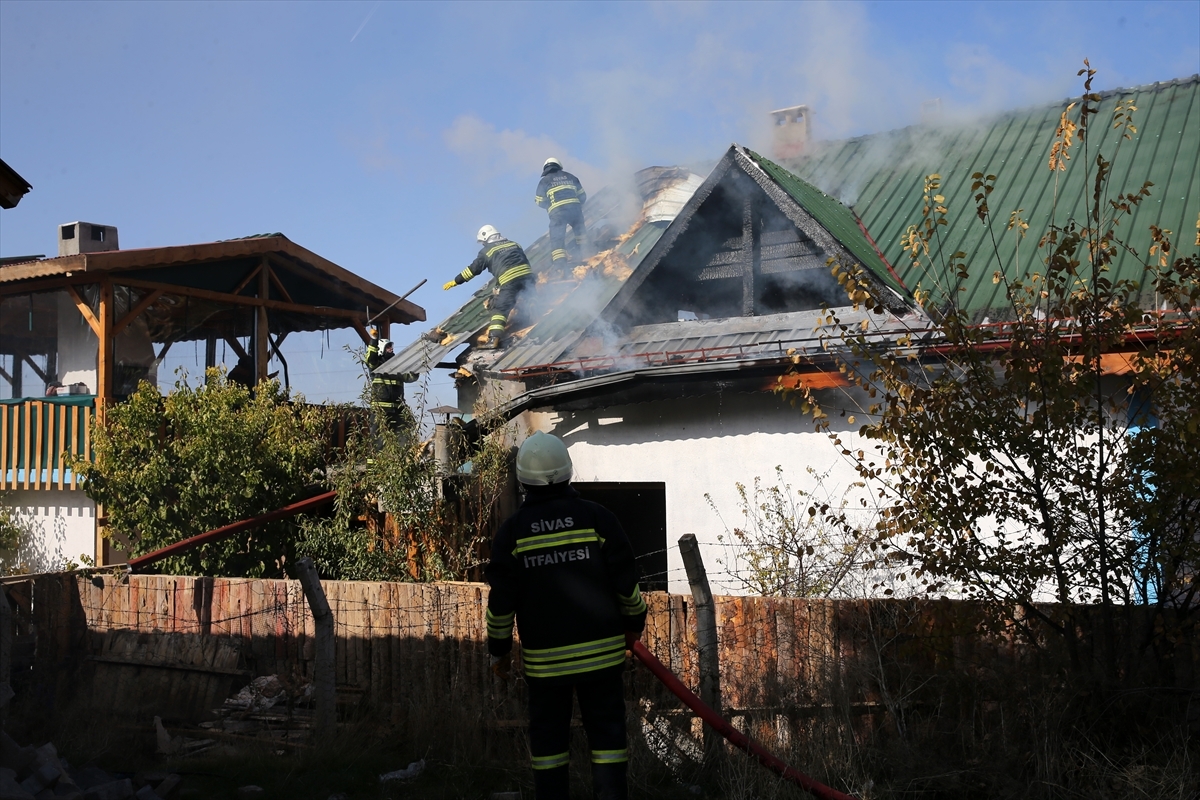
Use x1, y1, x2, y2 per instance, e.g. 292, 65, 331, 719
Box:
379, 759, 425, 783
153, 717, 214, 758
194, 674, 314, 747
0, 726, 182, 800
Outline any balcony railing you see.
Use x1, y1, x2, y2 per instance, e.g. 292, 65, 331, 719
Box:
0, 396, 95, 491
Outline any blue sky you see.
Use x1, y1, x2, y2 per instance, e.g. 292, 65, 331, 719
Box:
2, 0, 1198, 407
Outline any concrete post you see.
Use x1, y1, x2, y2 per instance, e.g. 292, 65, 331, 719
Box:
296, 558, 335, 738
678, 534, 721, 762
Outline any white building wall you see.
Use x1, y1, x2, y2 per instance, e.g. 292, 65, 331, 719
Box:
3, 489, 96, 571
57, 291, 98, 392
533, 390, 870, 595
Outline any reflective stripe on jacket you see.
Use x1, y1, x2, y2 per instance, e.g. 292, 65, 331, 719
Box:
535, 168, 587, 214
453, 238, 533, 287
486, 484, 647, 684
365, 341, 416, 407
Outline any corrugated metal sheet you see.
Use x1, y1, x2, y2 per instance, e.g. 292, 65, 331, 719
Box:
783, 75, 1200, 315
573, 307, 923, 375
744, 149, 907, 298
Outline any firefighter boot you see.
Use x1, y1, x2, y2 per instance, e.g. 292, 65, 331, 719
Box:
478, 331, 502, 350
534, 765, 569, 799
591, 762, 627, 800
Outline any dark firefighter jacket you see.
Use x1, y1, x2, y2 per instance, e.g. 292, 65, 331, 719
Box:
452, 237, 533, 287
486, 484, 647, 684
365, 340, 416, 408
535, 167, 587, 215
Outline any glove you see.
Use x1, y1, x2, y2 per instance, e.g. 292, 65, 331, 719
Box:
369, 326, 378, 339
490, 653, 512, 681
443, 280, 457, 291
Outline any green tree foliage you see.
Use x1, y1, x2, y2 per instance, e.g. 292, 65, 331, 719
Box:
0, 498, 34, 576
799, 62, 1199, 678
71, 371, 334, 576
296, 409, 512, 582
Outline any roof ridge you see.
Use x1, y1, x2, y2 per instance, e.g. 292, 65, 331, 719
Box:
798, 73, 1200, 151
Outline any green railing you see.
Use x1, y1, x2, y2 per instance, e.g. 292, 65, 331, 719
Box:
0, 396, 95, 490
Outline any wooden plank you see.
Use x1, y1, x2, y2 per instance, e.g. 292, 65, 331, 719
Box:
1, 401, 8, 490
29, 402, 40, 491
230, 264, 263, 298
64, 284, 101, 336
55, 403, 65, 490
266, 263, 294, 304
115, 277, 384, 323
22, 402, 34, 490
97, 280, 114, 418
256, 263, 270, 383
111, 288, 164, 337
86, 654, 250, 677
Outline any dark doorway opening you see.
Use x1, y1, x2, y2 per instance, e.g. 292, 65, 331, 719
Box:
573, 482, 667, 592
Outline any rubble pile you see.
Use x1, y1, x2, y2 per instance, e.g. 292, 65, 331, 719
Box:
0, 730, 180, 800
195, 675, 314, 748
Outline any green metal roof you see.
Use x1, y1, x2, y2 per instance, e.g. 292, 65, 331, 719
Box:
744, 148, 909, 299
782, 75, 1200, 315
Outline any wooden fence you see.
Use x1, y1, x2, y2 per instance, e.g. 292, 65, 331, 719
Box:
0, 397, 94, 491
4, 573, 1196, 739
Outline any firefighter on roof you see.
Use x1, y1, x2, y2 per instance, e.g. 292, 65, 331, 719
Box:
443, 225, 534, 350
364, 333, 417, 430
485, 432, 647, 800
535, 157, 588, 264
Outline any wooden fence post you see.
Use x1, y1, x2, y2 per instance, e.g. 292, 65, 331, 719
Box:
678, 534, 721, 761
296, 558, 335, 738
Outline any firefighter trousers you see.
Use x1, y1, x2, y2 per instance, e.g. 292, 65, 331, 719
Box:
548, 205, 588, 263
528, 668, 627, 800
489, 276, 532, 338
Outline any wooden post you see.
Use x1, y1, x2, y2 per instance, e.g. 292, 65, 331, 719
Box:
97, 280, 114, 420
678, 533, 722, 762
296, 557, 335, 738
256, 261, 270, 384
741, 193, 756, 317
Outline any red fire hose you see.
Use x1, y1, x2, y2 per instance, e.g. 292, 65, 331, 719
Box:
127, 490, 338, 572
631, 640, 858, 800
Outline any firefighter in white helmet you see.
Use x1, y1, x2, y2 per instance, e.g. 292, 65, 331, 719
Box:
486, 432, 647, 800
443, 225, 534, 350
535, 157, 589, 265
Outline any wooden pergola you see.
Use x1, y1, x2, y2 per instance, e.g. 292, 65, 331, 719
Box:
0, 233, 425, 417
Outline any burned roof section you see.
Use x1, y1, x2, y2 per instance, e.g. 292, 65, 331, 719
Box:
600, 145, 912, 337
387, 147, 913, 387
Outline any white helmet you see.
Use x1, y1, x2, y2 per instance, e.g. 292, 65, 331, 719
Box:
377, 338, 392, 351
477, 224, 501, 243
516, 432, 572, 486
543, 157, 562, 170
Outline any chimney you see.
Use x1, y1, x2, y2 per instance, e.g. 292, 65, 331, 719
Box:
770, 105, 811, 161
920, 98, 943, 125
634, 167, 704, 224
58, 222, 119, 257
